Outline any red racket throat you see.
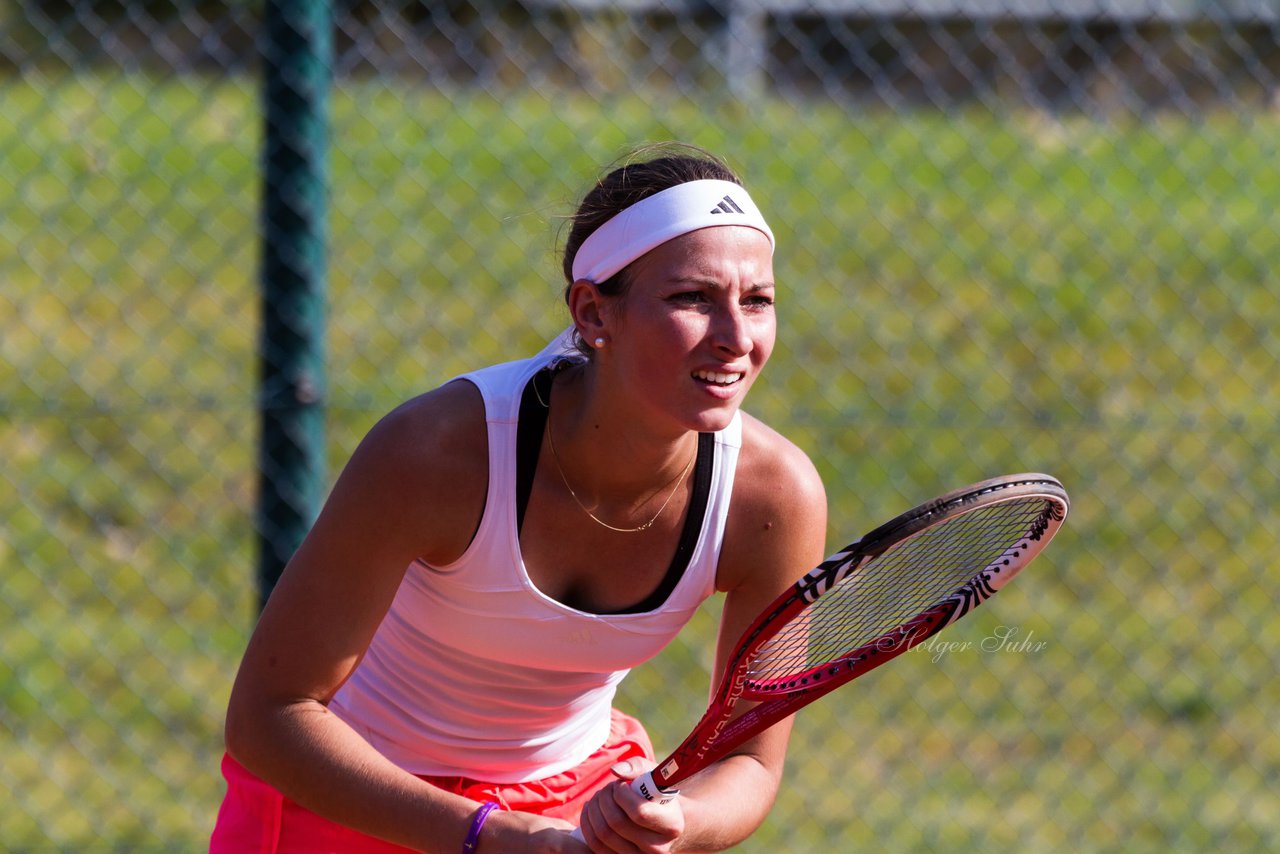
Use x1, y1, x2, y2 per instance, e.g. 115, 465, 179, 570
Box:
648, 474, 1069, 793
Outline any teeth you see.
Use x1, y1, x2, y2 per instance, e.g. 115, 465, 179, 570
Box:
694, 370, 742, 386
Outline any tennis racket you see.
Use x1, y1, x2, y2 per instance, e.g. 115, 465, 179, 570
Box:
573, 472, 1068, 836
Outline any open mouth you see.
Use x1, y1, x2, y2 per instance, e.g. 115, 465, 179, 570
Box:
693, 369, 744, 387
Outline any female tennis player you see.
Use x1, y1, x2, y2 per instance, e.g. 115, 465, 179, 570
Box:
211, 143, 828, 853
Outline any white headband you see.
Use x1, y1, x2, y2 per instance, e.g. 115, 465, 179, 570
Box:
571, 178, 775, 284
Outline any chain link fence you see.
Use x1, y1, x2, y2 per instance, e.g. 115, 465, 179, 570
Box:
3, 1, 1278, 849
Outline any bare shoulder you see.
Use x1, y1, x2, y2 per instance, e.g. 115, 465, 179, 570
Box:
717, 413, 828, 595
336, 378, 489, 566
735, 414, 826, 517
373, 378, 486, 468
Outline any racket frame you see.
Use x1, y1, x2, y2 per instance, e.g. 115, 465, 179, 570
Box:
646, 473, 1069, 793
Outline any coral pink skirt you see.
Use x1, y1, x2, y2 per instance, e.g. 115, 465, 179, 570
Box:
209, 708, 654, 853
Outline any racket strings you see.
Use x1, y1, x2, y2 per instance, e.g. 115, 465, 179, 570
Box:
748, 498, 1050, 682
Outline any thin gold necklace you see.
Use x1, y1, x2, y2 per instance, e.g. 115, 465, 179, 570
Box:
545, 412, 696, 534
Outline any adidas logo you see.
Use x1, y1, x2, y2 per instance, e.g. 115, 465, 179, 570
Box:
710, 195, 745, 215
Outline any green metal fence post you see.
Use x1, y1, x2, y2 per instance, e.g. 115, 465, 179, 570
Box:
255, 0, 333, 610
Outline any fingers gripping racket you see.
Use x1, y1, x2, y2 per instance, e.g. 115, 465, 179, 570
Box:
575, 473, 1068, 836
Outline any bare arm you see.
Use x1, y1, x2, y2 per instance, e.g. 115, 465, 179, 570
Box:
223, 382, 584, 853
577, 417, 829, 852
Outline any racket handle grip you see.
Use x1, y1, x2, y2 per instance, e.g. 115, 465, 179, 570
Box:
567, 772, 680, 843
630, 770, 679, 804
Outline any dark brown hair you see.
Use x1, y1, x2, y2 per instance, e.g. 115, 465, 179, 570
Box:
562, 142, 742, 298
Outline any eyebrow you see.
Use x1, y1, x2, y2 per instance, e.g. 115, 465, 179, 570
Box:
667, 276, 776, 291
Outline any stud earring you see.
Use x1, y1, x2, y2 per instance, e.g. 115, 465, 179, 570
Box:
594, 337, 605, 348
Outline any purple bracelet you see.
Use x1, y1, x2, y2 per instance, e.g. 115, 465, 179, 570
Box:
461, 801, 499, 853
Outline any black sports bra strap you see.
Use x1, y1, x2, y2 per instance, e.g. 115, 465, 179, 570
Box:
514, 367, 554, 536
622, 430, 714, 615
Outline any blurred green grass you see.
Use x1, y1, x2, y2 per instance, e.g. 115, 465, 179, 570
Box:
2, 70, 1278, 850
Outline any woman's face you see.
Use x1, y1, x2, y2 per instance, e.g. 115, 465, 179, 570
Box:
597, 225, 776, 434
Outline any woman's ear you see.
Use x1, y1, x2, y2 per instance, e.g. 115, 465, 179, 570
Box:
566, 278, 608, 348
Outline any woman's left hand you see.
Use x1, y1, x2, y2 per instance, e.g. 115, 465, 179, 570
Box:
575, 759, 685, 853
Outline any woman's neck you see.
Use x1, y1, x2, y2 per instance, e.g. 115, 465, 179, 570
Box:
549, 362, 697, 498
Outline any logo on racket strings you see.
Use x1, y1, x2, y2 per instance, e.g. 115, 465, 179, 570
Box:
797, 549, 864, 605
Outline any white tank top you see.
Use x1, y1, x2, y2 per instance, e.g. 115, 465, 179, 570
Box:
329, 331, 742, 782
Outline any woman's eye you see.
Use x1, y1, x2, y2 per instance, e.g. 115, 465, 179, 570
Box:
671, 291, 706, 304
